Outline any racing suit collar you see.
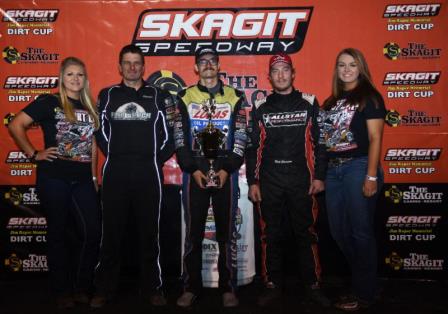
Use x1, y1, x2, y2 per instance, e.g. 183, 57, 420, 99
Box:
119, 80, 146, 92
197, 80, 224, 96
271, 88, 301, 101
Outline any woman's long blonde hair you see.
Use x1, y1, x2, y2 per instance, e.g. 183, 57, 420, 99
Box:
58, 57, 99, 129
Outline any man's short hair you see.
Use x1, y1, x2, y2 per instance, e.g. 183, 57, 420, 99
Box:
119, 44, 145, 65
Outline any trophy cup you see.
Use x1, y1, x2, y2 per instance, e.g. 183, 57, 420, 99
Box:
197, 99, 225, 188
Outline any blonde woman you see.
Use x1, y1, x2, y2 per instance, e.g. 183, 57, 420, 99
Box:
9, 57, 101, 309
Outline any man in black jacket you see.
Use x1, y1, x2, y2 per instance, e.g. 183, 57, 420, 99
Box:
246, 53, 329, 307
91, 44, 174, 308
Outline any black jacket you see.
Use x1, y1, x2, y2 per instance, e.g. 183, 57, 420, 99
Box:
95, 81, 175, 162
246, 90, 327, 185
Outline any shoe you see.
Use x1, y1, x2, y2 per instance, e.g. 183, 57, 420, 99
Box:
257, 285, 281, 307
334, 299, 361, 311
73, 292, 89, 304
90, 295, 107, 309
149, 292, 167, 306
222, 292, 239, 307
56, 295, 75, 309
334, 296, 371, 312
176, 291, 196, 307
306, 285, 331, 308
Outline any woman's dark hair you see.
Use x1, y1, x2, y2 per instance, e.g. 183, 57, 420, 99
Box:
323, 48, 383, 111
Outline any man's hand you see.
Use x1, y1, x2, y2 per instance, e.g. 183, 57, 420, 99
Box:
308, 179, 325, 195
216, 169, 228, 188
192, 170, 207, 189
248, 184, 262, 203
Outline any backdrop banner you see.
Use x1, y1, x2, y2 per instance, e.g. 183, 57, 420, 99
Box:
1, 0, 446, 280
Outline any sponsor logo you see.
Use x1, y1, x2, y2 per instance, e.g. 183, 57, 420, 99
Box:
384, 72, 439, 99
2, 10, 58, 36
5, 27, 54, 36
384, 3, 440, 32
4, 253, 48, 272
385, 185, 443, 204
385, 252, 443, 271
219, 72, 266, 108
385, 109, 441, 127
133, 7, 313, 56
6, 151, 33, 164
5, 151, 37, 177
383, 4, 441, 18
2, 9, 59, 22
111, 102, 151, 121
4, 187, 40, 206
386, 20, 436, 31
383, 42, 401, 60
146, 70, 186, 96
388, 233, 436, 241
204, 206, 216, 241
10, 234, 47, 243
383, 42, 441, 60
384, 148, 441, 161
386, 215, 442, 227
3, 46, 20, 64
263, 111, 307, 127
7, 217, 47, 227
387, 215, 440, 241
2, 46, 59, 64
3, 112, 15, 127
190, 103, 231, 120
383, 72, 440, 85
4, 254, 22, 272
4, 76, 58, 89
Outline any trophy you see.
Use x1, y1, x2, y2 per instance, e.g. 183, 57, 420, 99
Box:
197, 99, 225, 188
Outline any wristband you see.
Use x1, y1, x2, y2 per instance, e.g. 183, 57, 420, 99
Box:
365, 175, 378, 182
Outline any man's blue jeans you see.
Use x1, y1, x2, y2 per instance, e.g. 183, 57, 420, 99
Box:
325, 156, 383, 302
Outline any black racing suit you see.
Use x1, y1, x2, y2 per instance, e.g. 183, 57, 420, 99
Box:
246, 89, 327, 287
94, 81, 174, 296
174, 81, 247, 294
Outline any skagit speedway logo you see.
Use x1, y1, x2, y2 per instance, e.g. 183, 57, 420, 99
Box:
132, 7, 313, 56
383, 72, 440, 85
383, 72, 440, 99
384, 148, 441, 161
384, 4, 441, 32
2, 9, 59, 22
383, 4, 441, 18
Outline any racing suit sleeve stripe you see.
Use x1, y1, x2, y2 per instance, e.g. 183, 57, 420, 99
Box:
174, 97, 198, 173
245, 104, 261, 185
95, 87, 115, 156
222, 96, 247, 174
255, 122, 266, 183
156, 88, 175, 162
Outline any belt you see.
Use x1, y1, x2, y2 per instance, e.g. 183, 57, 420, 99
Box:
328, 157, 354, 167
